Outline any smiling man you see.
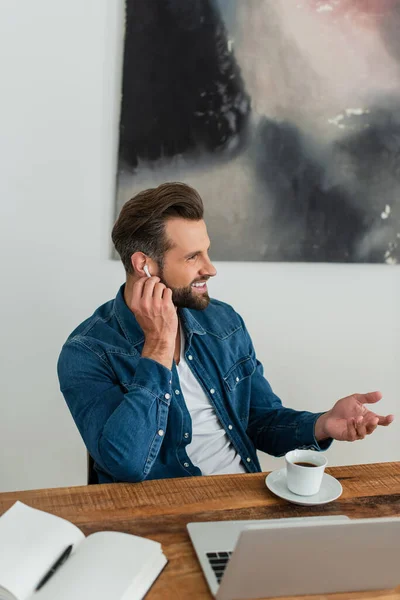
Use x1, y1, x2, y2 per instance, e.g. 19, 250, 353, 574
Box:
57, 182, 394, 484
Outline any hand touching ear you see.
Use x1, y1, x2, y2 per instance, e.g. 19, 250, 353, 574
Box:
126, 276, 178, 369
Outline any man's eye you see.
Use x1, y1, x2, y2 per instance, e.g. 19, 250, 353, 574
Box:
188, 254, 198, 260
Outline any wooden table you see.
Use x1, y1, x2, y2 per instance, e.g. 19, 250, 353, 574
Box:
0, 463, 399, 599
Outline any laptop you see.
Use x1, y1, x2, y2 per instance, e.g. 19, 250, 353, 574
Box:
187, 516, 400, 599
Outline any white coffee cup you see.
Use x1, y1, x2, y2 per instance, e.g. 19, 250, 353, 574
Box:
285, 449, 328, 496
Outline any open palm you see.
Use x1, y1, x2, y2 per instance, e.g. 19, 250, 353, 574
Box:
318, 392, 394, 442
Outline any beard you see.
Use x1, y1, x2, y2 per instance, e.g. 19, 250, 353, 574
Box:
171, 284, 210, 310
158, 268, 210, 310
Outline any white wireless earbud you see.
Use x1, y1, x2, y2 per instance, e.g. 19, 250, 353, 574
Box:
143, 265, 151, 278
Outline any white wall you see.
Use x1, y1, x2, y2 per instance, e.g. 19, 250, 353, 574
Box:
0, 1, 398, 492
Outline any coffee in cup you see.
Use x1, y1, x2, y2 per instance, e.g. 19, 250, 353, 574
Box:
285, 449, 327, 496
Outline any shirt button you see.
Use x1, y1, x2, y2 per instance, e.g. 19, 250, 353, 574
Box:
236, 376, 240, 382
210, 388, 215, 394
184, 462, 190, 468
228, 424, 233, 430
188, 355, 193, 361
246, 457, 251, 463
158, 429, 164, 436
175, 390, 180, 395
184, 432, 189, 439
164, 393, 171, 400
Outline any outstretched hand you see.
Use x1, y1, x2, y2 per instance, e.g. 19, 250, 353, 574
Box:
315, 392, 394, 442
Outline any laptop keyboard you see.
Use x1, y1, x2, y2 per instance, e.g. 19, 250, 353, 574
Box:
206, 551, 233, 584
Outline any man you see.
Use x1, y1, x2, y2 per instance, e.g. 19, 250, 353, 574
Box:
57, 182, 394, 484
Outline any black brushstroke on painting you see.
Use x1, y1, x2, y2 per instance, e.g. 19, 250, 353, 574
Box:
119, 0, 250, 166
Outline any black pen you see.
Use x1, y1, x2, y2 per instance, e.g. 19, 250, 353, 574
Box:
35, 544, 73, 592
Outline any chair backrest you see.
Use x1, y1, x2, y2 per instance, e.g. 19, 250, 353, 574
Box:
87, 452, 99, 485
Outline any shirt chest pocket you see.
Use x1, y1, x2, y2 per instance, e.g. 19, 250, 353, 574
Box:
223, 356, 256, 392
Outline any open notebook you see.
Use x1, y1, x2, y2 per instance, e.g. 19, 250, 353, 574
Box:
0, 501, 167, 600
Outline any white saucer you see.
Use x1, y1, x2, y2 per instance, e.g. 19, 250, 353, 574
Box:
265, 468, 343, 506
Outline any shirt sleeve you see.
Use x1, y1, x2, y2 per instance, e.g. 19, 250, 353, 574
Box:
57, 338, 173, 482
236, 314, 333, 457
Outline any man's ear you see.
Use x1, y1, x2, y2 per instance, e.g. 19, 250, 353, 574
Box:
130, 252, 146, 277
130, 252, 157, 277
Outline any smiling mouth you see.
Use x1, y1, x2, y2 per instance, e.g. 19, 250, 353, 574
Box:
191, 281, 208, 291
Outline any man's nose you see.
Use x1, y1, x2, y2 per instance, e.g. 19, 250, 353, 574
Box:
201, 258, 217, 278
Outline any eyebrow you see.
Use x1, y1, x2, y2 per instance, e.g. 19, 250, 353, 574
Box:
183, 244, 211, 259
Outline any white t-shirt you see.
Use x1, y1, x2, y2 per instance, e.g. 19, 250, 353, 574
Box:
176, 326, 246, 475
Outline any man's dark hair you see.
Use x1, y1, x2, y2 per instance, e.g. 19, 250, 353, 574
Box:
112, 182, 204, 274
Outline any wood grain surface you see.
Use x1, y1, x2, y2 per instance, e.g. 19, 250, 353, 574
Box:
1, 463, 399, 599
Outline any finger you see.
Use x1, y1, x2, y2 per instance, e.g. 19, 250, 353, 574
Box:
355, 391, 383, 405
355, 417, 367, 439
347, 418, 358, 442
365, 417, 379, 435
130, 277, 148, 307
162, 287, 173, 303
153, 282, 166, 301
377, 414, 395, 426
141, 277, 161, 301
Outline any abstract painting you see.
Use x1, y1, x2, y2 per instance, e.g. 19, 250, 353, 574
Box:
116, 0, 400, 263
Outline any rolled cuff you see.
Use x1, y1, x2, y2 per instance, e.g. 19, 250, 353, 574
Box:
130, 357, 172, 401
295, 412, 333, 452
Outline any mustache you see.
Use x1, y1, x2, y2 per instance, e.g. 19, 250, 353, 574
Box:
191, 276, 211, 284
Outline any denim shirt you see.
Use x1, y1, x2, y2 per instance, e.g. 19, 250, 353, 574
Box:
57, 285, 331, 484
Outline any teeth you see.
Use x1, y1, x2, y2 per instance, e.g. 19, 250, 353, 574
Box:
192, 282, 206, 287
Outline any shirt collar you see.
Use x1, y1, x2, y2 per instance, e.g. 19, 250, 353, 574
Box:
179, 307, 206, 337
114, 284, 144, 346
